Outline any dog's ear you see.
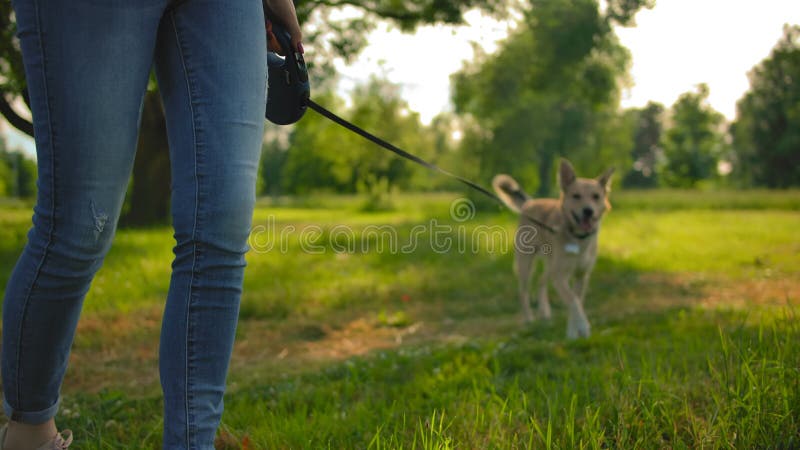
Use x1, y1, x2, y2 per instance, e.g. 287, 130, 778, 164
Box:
559, 159, 576, 191
597, 167, 615, 191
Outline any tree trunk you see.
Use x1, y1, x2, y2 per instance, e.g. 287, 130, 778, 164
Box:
120, 90, 171, 227
535, 150, 555, 197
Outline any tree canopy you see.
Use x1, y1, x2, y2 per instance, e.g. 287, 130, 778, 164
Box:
622, 101, 664, 188
0, 134, 36, 198
732, 24, 800, 188
452, 0, 652, 196
0, 0, 509, 131
660, 84, 726, 188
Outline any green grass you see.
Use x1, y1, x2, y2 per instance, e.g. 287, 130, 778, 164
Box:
0, 190, 798, 449
612, 188, 800, 211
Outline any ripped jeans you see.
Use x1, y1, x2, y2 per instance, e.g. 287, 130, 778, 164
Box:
2, 0, 266, 448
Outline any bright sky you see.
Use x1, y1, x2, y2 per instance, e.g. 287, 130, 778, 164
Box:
3, 0, 799, 154
617, 0, 800, 120
336, 0, 800, 123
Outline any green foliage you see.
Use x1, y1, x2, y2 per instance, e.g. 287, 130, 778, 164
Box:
341, 79, 425, 195
0, 156, 9, 197
0, 135, 37, 198
10, 151, 36, 198
732, 25, 800, 187
452, 0, 646, 196
622, 101, 664, 188
611, 188, 800, 211
258, 139, 289, 197
661, 84, 726, 188
0, 3, 26, 96
279, 78, 433, 199
279, 93, 346, 194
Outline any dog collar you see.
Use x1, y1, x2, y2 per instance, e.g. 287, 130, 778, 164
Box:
568, 225, 597, 240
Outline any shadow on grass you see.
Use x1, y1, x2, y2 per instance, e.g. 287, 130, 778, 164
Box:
228, 230, 721, 392
53, 305, 799, 449
0, 215, 755, 408
239, 223, 710, 329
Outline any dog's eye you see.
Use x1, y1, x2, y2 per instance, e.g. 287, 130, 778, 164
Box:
572, 194, 581, 200
592, 193, 600, 201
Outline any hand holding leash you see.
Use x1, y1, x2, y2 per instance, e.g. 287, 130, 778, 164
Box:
263, 0, 303, 53
265, 15, 310, 125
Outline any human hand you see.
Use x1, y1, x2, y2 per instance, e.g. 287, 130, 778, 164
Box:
264, 0, 303, 54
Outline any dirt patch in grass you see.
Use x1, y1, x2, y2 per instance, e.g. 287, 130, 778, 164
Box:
698, 275, 799, 308
58, 272, 799, 396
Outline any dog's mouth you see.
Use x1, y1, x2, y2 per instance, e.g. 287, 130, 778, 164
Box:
571, 211, 597, 233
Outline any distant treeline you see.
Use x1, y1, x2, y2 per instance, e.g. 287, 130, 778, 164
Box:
0, 137, 36, 199
259, 23, 800, 200
1, 2, 798, 215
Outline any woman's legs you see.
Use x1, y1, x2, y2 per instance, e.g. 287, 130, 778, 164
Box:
3, 0, 164, 434
3, 0, 265, 447
153, 1, 266, 448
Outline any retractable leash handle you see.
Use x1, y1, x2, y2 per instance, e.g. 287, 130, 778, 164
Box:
265, 17, 310, 125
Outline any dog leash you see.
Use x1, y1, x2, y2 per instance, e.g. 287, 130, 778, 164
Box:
306, 99, 559, 234
307, 100, 497, 202
264, 17, 558, 234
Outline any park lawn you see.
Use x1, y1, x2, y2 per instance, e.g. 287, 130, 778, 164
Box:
0, 190, 798, 448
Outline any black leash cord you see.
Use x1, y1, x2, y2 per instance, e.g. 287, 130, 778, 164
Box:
306, 99, 558, 234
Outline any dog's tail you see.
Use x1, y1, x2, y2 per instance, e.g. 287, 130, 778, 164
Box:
492, 174, 531, 214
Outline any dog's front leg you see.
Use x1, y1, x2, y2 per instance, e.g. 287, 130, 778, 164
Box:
552, 277, 591, 339
573, 269, 593, 306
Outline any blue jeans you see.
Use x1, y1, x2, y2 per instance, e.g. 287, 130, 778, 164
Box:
3, 0, 266, 448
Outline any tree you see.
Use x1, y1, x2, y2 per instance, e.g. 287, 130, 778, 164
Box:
13, 151, 37, 198
0, 5, 31, 137
1, 0, 506, 224
258, 139, 290, 197
622, 101, 664, 188
661, 84, 725, 188
279, 77, 429, 204
2, 151, 37, 198
409, 112, 466, 191
452, 0, 652, 197
119, 89, 171, 227
0, 134, 36, 198
731, 25, 800, 187
0, 150, 9, 197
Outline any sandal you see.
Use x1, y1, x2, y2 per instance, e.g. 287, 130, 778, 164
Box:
0, 425, 73, 450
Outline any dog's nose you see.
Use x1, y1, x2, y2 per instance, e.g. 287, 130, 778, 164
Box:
582, 207, 594, 218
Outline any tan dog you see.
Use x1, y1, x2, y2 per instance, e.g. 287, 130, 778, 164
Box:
493, 159, 614, 339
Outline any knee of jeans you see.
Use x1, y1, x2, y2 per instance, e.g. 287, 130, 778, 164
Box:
174, 208, 253, 262
31, 198, 118, 275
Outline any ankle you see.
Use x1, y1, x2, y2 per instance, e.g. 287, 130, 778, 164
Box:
3, 420, 57, 450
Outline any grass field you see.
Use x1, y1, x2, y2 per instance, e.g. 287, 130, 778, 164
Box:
0, 190, 798, 449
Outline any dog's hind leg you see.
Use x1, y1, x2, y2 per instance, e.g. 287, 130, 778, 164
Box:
537, 265, 552, 320
514, 252, 536, 323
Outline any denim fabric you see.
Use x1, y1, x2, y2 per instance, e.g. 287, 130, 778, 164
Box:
3, 0, 267, 448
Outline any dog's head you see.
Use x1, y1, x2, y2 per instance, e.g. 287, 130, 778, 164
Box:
558, 159, 614, 237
